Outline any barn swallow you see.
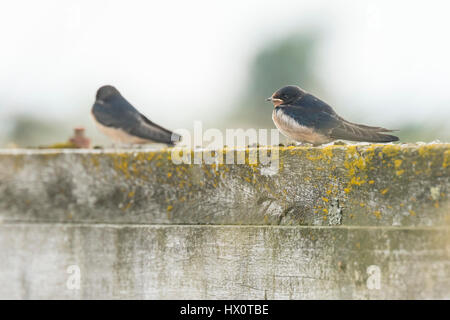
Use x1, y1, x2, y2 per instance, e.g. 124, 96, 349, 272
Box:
91, 85, 181, 145
267, 85, 399, 145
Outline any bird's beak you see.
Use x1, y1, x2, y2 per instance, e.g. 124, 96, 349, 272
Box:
266, 97, 283, 106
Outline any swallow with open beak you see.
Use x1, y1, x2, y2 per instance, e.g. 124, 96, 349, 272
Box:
267, 85, 399, 145
91, 85, 181, 145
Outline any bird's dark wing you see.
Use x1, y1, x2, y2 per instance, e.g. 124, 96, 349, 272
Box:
280, 105, 341, 131
134, 113, 182, 145
92, 96, 180, 145
281, 105, 399, 143
297, 93, 337, 115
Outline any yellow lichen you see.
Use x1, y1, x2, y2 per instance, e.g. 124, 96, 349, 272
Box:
342, 145, 374, 193
444, 150, 450, 168
122, 202, 132, 211
350, 176, 366, 186
90, 156, 100, 168
373, 210, 382, 219
382, 145, 400, 158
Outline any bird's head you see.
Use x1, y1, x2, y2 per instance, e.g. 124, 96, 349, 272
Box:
96, 85, 121, 103
266, 85, 305, 107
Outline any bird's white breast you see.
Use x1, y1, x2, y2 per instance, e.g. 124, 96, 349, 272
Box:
272, 108, 332, 145
91, 111, 153, 144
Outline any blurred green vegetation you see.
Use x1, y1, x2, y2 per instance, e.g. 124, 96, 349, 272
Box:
227, 32, 321, 128
1, 113, 111, 148
3, 115, 68, 147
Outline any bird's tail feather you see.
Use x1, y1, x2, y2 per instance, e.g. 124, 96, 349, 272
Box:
150, 130, 182, 146
330, 121, 399, 143
338, 116, 398, 132
352, 123, 399, 142
169, 132, 182, 146
360, 133, 399, 143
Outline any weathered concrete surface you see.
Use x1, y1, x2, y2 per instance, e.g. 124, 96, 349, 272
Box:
0, 144, 448, 226
0, 144, 449, 299
0, 224, 449, 299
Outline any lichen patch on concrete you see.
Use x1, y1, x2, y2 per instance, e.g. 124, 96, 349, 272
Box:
0, 143, 448, 226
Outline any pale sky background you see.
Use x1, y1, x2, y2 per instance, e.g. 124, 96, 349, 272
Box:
0, 0, 449, 145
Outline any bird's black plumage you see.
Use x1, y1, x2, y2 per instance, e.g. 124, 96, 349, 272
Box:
268, 85, 399, 144
92, 85, 181, 145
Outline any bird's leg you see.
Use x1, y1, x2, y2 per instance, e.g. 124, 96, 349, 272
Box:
321, 141, 336, 147
131, 144, 143, 149
124, 143, 136, 149
112, 143, 130, 149
332, 140, 347, 146
294, 141, 309, 147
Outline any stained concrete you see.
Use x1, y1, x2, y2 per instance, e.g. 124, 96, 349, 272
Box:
0, 144, 448, 226
0, 144, 449, 299
0, 224, 449, 299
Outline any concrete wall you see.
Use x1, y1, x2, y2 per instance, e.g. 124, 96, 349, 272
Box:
0, 144, 449, 299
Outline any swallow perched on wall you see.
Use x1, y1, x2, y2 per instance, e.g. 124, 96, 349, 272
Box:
267, 85, 399, 145
91, 85, 181, 145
